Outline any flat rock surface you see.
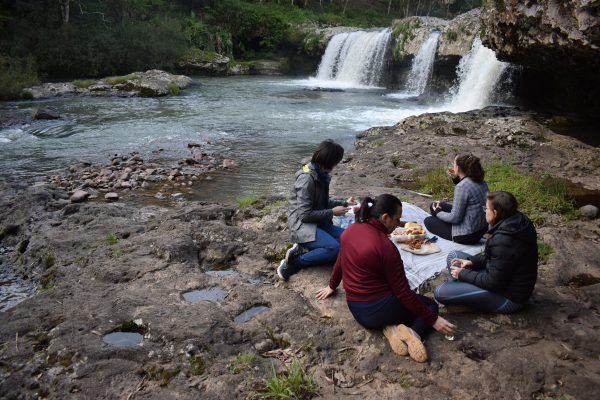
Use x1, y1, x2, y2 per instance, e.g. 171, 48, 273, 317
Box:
1, 108, 599, 399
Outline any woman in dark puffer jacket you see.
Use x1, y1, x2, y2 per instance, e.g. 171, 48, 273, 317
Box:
434, 191, 538, 313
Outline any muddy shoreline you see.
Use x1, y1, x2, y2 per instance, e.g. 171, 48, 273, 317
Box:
1, 107, 599, 399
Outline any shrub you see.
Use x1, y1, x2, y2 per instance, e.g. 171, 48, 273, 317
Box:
105, 233, 119, 245
537, 240, 553, 264
0, 55, 39, 100
167, 83, 180, 95
236, 194, 258, 208
105, 74, 138, 85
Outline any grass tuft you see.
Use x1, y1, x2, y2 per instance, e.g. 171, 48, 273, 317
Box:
537, 240, 553, 265
189, 355, 205, 376
105, 74, 138, 85
105, 233, 119, 245
167, 83, 181, 95
72, 79, 96, 89
254, 359, 319, 400
236, 194, 258, 208
227, 351, 255, 374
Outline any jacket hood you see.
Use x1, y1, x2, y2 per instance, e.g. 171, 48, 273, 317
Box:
489, 212, 536, 243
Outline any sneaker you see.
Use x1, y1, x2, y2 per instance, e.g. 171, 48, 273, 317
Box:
277, 259, 291, 281
285, 243, 304, 264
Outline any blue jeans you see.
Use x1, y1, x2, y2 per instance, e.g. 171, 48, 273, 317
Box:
434, 250, 524, 313
295, 223, 344, 268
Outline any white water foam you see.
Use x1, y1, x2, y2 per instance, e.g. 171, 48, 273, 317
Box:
403, 31, 440, 96
447, 37, 508, 112
0, 128, 37, 143
314, 29, 391, 88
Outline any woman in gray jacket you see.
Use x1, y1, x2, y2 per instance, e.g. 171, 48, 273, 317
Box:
278, 140, 353, 281
424, 154, 488, 244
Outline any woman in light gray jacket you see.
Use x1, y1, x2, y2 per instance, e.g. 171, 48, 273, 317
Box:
278, 140, 353, 281
424, 154, 488, 244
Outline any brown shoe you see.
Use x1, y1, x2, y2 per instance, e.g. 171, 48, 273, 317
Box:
396, 324, 428, 363
383, 325, 408, 356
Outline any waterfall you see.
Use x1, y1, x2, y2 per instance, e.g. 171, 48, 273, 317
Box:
448, 37, 508, 112
315, 29, 391, 87
404, 31, 440, 96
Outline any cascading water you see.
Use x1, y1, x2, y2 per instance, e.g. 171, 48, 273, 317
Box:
404, 31, 440, 96
315, 29, 391, 87
448, 37, 508, 112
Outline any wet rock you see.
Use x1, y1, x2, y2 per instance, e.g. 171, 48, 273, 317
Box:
32, 107, 61, 120
104, 192, 119, 202
579, 205, 598, 219
70, 190, 90, 203
222, 159, 236, 168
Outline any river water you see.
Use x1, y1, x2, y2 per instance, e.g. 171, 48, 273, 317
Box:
0, 76, 445, 202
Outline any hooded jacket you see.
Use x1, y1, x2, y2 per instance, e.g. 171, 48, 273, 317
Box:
287, 162, 346, 243
459, 212, 538, 304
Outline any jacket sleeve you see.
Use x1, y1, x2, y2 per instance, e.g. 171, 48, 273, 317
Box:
468, 252, 486, 270
328, 198, 348, 208
294, 174, 334, 223
436, 184, 468, 224
382, 242, 437, 326
329, 244, 343, 290
458, 236, 515, 292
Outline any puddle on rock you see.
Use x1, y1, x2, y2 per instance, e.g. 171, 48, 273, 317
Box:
182, 286, 225, 303
102, 332, 144, 348
247, 276, 265, 285
206, 269, 239, 277
234, 305, 270, 323
0, 247, 37, 312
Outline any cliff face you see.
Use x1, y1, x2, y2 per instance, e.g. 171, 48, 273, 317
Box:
481, 0, 600, 114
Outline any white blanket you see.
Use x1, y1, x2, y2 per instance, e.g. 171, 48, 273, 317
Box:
398, 202, 485, 290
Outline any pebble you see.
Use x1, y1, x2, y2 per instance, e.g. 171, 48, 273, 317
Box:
579, 204, 598, 219
70, 190, 90, 203
105, 192, 119, 202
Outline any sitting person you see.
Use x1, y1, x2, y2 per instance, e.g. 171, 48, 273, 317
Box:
315, 194, 455, 362
434, 191, 538, 313
424, 154, 488, 244
278, 139, 354, 281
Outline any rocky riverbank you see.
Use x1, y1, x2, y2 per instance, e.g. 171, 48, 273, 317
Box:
1, 108, 599, 399
25, 70, 192, 99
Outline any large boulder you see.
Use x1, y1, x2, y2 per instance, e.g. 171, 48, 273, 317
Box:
480, 0, 600, 114
178, 51, 231, 75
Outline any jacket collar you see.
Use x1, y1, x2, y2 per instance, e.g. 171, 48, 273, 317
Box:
304, 161, 329, 182
366, 217, 388, 234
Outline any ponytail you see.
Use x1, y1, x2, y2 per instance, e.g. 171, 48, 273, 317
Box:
356, 194, 402, 223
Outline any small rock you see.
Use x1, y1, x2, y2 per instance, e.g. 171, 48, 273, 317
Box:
254, 339, 274, 353
105, 192, 119, 202
32, 107, 60, 120
222, 159, 236, 168
579, 204, 598, 219
154, 192, 166, 200
120, 181, 132, 188
70, 190, 90, 203
171, 193, 184, 201
187, 143, 202, 148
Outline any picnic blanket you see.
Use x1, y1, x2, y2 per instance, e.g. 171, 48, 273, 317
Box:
398, 202, 485, 290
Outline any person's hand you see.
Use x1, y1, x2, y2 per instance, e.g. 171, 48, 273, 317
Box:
332, 206, 350, 216
433, 316, 456, 336
316, 286, 335, 300
432, 201, 441, 211
451, 258, 473, 269
346, 196, 357, 205
450, 266, 464, 279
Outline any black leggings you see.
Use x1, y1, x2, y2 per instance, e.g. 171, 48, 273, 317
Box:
424, 202, 486, 244
347, 294, 438, 338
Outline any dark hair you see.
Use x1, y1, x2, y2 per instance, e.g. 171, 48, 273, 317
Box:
456, 154, 485, 182
486, 191, 518, 222
311, 139, 344, 170
357, 194, 402, 223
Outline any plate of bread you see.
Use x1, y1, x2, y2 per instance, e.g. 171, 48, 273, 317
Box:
391, 222, 427, 243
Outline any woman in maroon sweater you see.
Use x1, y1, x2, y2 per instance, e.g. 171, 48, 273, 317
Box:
316, 194, 455, 362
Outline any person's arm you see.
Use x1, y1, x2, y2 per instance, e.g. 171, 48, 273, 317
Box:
468, 252, 486, 270
382, 242, 437, 325
294, 174, 333, 223
436, 184, 468, 224
328, 248, 343, 290
458, 237, 515, 291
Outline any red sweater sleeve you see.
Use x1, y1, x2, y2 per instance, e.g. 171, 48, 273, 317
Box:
329, 245, 343, 290
381, 241, 438, 326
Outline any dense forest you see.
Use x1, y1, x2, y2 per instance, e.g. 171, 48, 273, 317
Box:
0, 0, 480, 99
